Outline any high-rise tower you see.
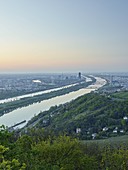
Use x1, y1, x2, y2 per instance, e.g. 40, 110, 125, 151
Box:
78, 72, 81, 79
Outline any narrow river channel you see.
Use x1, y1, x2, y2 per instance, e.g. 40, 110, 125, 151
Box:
0, 77, 106, 128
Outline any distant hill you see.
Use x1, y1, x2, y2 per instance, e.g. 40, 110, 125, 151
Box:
26, 92, 128, 140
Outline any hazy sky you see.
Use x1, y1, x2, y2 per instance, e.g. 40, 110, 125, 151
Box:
0, 0, 128, 73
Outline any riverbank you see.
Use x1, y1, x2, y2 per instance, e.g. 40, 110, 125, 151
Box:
0, 78, 96, 117
0, 77, 106, 128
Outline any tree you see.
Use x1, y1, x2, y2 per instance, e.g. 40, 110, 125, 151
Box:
0, 145, 26, 170
32, 135, 98, 170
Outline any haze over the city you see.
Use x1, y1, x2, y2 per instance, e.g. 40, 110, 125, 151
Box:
0, 0, 128, 73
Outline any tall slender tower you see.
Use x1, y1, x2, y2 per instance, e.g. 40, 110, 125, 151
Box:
78, 72, 81, 79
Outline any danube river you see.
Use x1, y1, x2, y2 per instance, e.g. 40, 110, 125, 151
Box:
0, 77, 106, 128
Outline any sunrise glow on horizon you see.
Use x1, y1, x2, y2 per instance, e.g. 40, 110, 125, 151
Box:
0, 0, 128, 73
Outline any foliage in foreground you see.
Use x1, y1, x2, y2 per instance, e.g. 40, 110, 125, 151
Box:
1, 126, 128, 170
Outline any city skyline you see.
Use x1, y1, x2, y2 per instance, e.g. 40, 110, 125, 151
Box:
0, 0, 128, 73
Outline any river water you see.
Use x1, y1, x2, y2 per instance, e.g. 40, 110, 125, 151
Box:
0, 82, 82, 104
0, 77, 106, 127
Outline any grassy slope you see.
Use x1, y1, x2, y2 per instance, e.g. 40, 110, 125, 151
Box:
111, 91, 128, 100
83, 135, 128, 146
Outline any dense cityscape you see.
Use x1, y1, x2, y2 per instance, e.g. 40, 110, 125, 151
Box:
0, 73, 128, 99
0, 73, 83, 100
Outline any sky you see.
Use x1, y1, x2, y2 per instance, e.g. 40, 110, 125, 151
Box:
0, 0, 128, 73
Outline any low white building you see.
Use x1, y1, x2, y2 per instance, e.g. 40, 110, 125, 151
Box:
76, 128, 81, 133
103, 127, 108, 131
113, 129, 117, 133
123, 116, 128, 120
120, 130, 124, 133
92, 133, 97, 139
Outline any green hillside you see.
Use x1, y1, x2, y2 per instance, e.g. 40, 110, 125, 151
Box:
111, 91, 128, 100
26, 92, 128, 140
